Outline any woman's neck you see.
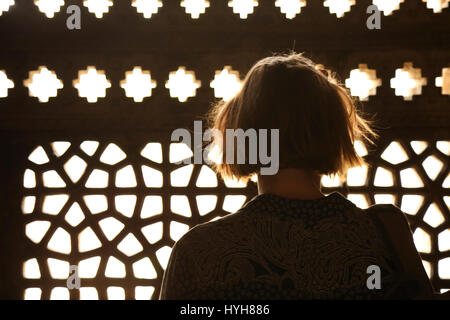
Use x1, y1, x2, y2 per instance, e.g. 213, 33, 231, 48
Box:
257, 169, 324, 200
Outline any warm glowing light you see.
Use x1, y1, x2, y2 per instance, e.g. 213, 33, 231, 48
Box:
323, 0, 355, 18
141, 143, 163, 163
436, 67, 450, 95
165, 67, 201, 102
411, 141, 428, 154
170, 165, 194, 187
115, 165, 137, 188
80, 140, 99, 156
181, 0, 210, 19
170, 221, 189, 241
24, 67, 63, 103
228, 0, 258, 19
34, 0, 64, 18
400, 168, 424, 188
275, 0, 306, 19
99, 217, 124, 240
132, 0, 162, 18
196, 195, 217, 216
117, 233, 143, 257
140, 196, 163, 218
345, 64, 381, 101
439, 258, 450, 279
83, 0, 113, 18
423, 156, 444, 180
223, 195, 247, 213
47, 228, 71, 254
52, 141, 71, 157
78, 227, 102, 252
390, 63, 427, 101
321, 174, 342, 188
413, 228, 432, 253
28, 146, 49, 164
381, 141, 408, 165
100, 143, 126, 165
142, 166, 163, 188
105, 256, 126, 278
115, 195, 137, 218
210, 66, 242, 102
374, 167, 394, 187
372, 0, 404, 16
0, 70, 14, 98
156, 246, 172, 269
171, 195, 192, 217
170, 143, 193, 163
401, 195, 424, 215
0, 0, 14, 16
422, 0, 449, 13
73, 67, 111, 103
24, 288, 42, 300
65, 202, 85, 227
423, 203, 445, 228
120, 67, 156, 102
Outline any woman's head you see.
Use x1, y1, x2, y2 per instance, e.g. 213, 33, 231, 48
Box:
208, 52, 376, 182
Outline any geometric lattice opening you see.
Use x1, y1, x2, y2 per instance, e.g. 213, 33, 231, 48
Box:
372, 0, 405, 16
132, 0, 162, 19
21, 139, 450, 298
323, 0, 355, 18
275, 0, 307, 19
34, 0, 64, 18
165, 67, 201, 102
181, 0, 210, 19
228, 0, 258, 19
83, 0, 113, 19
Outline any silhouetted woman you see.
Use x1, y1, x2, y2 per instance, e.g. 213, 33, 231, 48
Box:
159, 53, 437, 299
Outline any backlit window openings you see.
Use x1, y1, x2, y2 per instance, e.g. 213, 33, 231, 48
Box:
436, 67, 450, 96
73, 67, 111, 103
4, 64, 450, 102
390, 63, 427, 101
0, 70, 14, 98
345, 64, 382, 101
24, 67, 63, 103
22, 141, 251, 299
83, 0, 113, 18
34, 0, 64, 18
0, 0, 14, 16
372, 0, 404, 16
132, 0, 162, 19
228, 0, 258, 19
21, 139, 450, 298
165, 67, 201, 102
422, 0, 449, 13
323, 0, 355, 18
275, 0, 307, 19
210, 66, 242, 102
181, 0, 210, 19
120, 67, 157, 102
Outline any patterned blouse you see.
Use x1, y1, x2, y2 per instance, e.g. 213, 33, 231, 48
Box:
159, 192, 421, 300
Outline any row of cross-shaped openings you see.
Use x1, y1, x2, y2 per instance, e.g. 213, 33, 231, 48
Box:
1, 1, 449, 20
0, 63, 449, 103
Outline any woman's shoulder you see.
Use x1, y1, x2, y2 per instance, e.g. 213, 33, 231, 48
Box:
173, 209, 252, 249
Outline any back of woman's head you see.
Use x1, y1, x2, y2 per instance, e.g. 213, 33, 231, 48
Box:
208, 52, 376, 182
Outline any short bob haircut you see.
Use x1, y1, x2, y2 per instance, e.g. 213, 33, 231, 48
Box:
207, 52, 376, 182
